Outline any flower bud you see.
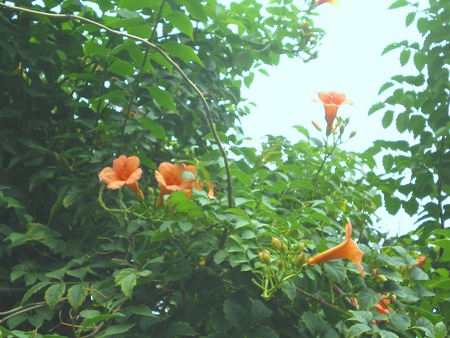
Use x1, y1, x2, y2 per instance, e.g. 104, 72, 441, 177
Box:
349, 131, 357, 138
311, 120, 322, 131
259, 250, 271, 265
277, 259, 284, 269
295, 242, 305, 253
376, 274, 388, 282
339, 125, 345, 135
271, 237, 282, 251
280, 241, 288, 254
295, 253, 308, 269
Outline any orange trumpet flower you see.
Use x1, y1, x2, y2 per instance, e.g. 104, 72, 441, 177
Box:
374, 294, 392, 315
316, 0, 340, 6
98, 155, 144, 200
315, 91, 353, 135
154, 162, 215, 205
309, 221, 365, 277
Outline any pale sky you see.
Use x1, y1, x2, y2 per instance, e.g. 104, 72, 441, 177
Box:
239, 0, 425, 234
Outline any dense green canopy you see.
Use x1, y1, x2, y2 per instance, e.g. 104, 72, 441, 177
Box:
0, 0, 448, 337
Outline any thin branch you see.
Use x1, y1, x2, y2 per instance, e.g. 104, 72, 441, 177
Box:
296, 287, 350, 317
0, 2, 234, 210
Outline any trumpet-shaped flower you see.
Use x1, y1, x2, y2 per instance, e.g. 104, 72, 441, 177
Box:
155, 162, 215, 205
316, 0, 340, 6
309, 221, 365, 277
315, 91, 353, 134
374, 293, 393, 315
98, 155, 144, 200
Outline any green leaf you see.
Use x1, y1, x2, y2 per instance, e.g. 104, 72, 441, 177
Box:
368, 102, 385, 115
148, 85, 177, 112
118, 0, 162, 11
103, 323, 136, 336
162, 41, 204, 67
405, 12, 416, 27
400, 49, 411, 66
378, 82, 394, 95
83, 41, 110, 56
67, 284, 87, 311
357, 287, 379, 309
126, 304, 158, 317
302, 312, 335, 336
434, 322, 448, 338
413, 51, 427, 72
83, 313, 124, 327
22, 281, 51, 304
223, 299, 250, 333
346, 323, 371, 338
166, 11, 194, 40
324, 261, 346, 283
29, 169, 56, 191
382, 42, 402, 56
382, 154, 395, 172
248, 326, 280, 338
388, 0, 408, 9
0, 326, 26, 338
250, 300, 273, 323
108, 60, 135, 77
114, 268, 137, 298
184, 0, 207, 22
390, 312, 411, 331
410, 267, 428, 281
213, 250, 228, 264
395, 111, 409, 133
138, 116, 167, 139
166, 322, 198, 337
349, 310, 373, 324
45, 283, 66, 310
406, 305, 442, 324
384, 194, 401, 215
379, 331, 399, 338
382, 110, 394, 128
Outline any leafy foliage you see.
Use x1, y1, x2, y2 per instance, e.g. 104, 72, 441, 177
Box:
0, 0, 447, 337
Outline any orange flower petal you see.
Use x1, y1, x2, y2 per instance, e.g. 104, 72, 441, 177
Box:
309, 221, 365, 277
99, 155, 143, 198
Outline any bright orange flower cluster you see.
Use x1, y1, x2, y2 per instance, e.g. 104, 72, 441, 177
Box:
98, 155, 144, 200
315, 91, 353, 135
309, 221, 365, 277
154, 162, 215, 205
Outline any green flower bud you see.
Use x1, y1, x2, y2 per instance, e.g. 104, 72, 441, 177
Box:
271, 237, 282, 251
311, 120, 322, 131
296, 242, 305, 253
295, 253, 308, 269
259, 249, 271, 265
280, 241, 288, 254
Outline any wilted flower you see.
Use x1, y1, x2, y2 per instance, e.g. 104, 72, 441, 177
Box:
98, 155, 144, 200
154, 162, 215, 205
413, 256, 426, 268
315, 91, 353, 135
309, 221, 365, 277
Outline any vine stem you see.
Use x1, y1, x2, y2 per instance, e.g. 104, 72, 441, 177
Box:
0, 2, 234, 210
